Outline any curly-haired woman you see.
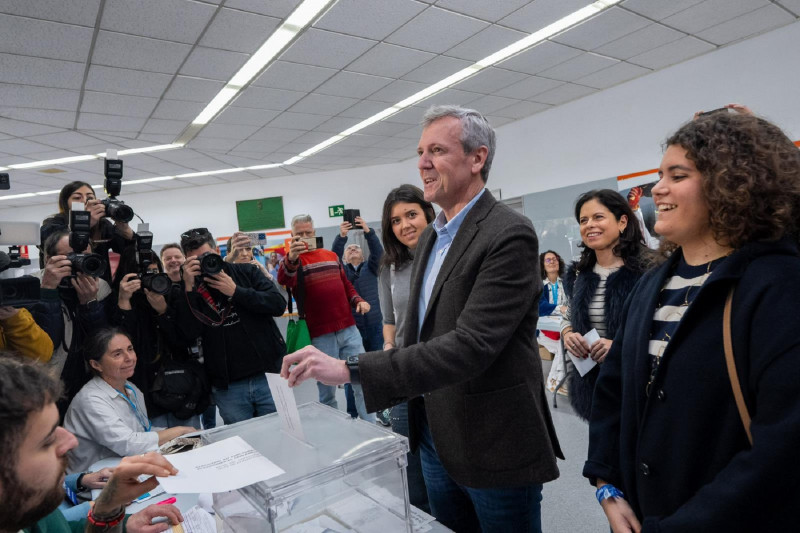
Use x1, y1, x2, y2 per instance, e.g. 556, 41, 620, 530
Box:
585, 112, 800, 532
561, 190, 657, 421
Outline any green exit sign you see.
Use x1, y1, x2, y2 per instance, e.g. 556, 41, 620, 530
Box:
328, 204, 344, 217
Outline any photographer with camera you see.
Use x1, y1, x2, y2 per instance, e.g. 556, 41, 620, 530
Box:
40, 181, 135, 285
278, 215, 374, 422
111, 240, 206, 429
225, 232, 273, 280
173, 228, 286, 424
32, 228, 112, 414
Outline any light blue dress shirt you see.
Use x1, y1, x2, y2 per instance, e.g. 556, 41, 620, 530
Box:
417, 188, 486, 340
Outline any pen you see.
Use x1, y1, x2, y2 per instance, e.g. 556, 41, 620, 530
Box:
156, 496, 177, 506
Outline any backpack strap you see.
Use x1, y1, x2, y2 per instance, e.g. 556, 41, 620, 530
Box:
722, 286, 753, 446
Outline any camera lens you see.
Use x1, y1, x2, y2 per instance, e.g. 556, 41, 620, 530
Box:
199, 252, 223, 276
142, 273, 171, 295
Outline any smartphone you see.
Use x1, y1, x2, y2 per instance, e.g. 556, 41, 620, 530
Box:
343, 209, 360, 226
243, 232, 268, 246
298, 236, 324, 251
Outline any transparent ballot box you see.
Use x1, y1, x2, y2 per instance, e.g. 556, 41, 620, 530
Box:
202, 402, 412, 532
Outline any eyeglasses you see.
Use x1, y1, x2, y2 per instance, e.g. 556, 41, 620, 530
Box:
180, 228, 209, 241
544, 258, 558, 264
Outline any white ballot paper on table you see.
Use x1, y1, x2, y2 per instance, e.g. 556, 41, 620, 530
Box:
157, 435, 284, 494
168, 505, 216, 533
567, 328, 600, 377
266, 372, 306, 441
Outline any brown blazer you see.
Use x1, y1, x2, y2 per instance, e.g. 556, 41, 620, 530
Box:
360, 190, 563, 488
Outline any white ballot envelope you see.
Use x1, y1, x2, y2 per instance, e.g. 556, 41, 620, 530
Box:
567, 328, 600, 377
157, 435, 284, 494
266, 372, 306, 442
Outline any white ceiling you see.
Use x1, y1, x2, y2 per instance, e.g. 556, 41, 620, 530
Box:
0, 0, 797, 208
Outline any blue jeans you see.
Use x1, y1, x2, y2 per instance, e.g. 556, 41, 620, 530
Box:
311, 325, 375, 422
418, 414, 543, 533
391, 402, 430, 513
151, 412, 201, 430
212, 375, 276, 425
201, 404, 217, 429
345, 322, 384, 418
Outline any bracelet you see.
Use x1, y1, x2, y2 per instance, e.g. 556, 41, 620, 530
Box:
87, 506, 125, 528
596, 484, 625, 504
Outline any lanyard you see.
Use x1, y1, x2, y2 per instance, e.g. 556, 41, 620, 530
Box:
118, 384, 152, 432
550, 281, 559, 305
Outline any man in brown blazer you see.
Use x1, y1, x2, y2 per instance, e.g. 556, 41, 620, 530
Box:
282, 105, 563, 532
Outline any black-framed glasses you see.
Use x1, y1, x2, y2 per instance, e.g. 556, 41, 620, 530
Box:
180, 228, 210, 241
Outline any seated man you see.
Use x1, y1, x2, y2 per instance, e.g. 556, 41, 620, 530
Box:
0, 354, 183, 533
278, 215, 374, 422
31, 229, 112, 415
0, 305, 54, 361
173, 228, 287, 424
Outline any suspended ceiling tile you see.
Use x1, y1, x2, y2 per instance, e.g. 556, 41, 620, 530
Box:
0, 54, 85, 89
279, 28, 377, 70
194, 123, 261, 140
575, 61, 651, 89
347, 43, 436, 78
315, 71, 394, 99
241, 166, 293, 178
395, 124, 423, 139
141, 118, 188, 135
84, 65, 172, 98
435, 0, 532, 23
385, 7, 489, 55
0, 108, 76, 129
778, 0, 800, 16
0, 118, 66, 137
81, 92, 159, 118
291, 131, 338, 146
100, 0, 216, 44
454, 67, 527, 94
0, 0, 101, 26
553, 7, 650, 51
496, 41, 583, 75
77, 113, 146, 132
234, 86, 307, 111
136, 133, 177, 144
498, 0, 595, 33
627, 36, 716, 69
268, 112, 332, 130
367, 80, 427, 104
695, 4, 795, 45
210, 154, 270, 167
314, 116, 363, 133
223, 0, 303, 18
466, 95, 522, 115
0, 14, 94, 62
620, 0, 705, 20
662, 0, 771, 34
247, 127, 305, 142
418, 87, 482, 107
402, 56, 474, 84
253, 61, 338, 92
383, 105, 427, 125
200, 8, 282, 53
537, 53, 619, 82
531, 82, 597, 106
594, 24, 686, 60
0, 84, 79, 111
492, 75, 563, 100
0, 138, 63, 155
314, 0, 427, 41
179, 47, 250, 81
27, 131, 106, 149
186, 137, 243, 152
151, 100, 205, 121
164, 76, 226, 103
370, 136, 420, 150
214, 107, 281, 126
178, 175, 225, 186
356, 121, 413, 137
289, 93, 360, 115
92, 31, 192, 73
490, 99, 551, 119
445, 25, 528, 62
338, 100, 394, 119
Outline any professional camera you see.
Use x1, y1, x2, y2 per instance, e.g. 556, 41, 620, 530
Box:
101, 157, 134, 223
197, 251, 224, 278
0, 222, 41, 307
136, 231, 170, 295
63, 208, 106, 283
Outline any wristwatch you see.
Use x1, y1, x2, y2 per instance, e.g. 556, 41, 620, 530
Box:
76, 472, 88, 492
346, 355, 360, 385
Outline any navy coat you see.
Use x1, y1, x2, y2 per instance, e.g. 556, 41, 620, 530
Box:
332, 230, 384, 328
584, 238, 800, 532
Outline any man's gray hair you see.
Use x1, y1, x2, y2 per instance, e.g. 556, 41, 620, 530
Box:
291, 214, 314, 229
422, 105, 496, 183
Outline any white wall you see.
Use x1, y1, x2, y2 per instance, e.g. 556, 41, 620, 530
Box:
4, 20, 799, 253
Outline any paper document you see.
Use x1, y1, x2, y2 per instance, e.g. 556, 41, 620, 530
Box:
266, 372, 306, 441
168, 505, 216, 533
567, 328, 599, 377
157, 435, 284, 493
